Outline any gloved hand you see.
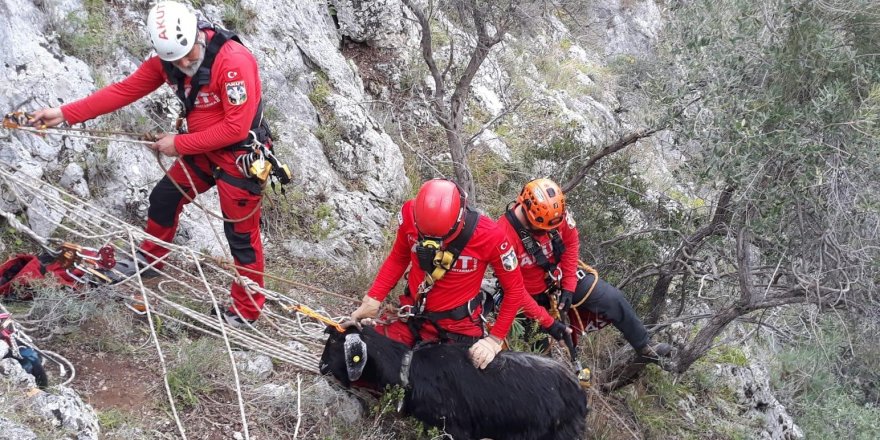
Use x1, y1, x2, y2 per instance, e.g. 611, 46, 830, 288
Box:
558, 289, 574, 313
350, 295, 381, 321
469, 335, 503, 369
542, 319, 571, 341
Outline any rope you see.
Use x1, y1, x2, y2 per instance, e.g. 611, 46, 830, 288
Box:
126, 233, 188, 440
0, 162, 341, 367
4, 112, 264, 224
154, 153, 263, 224
189, 248, 250, 440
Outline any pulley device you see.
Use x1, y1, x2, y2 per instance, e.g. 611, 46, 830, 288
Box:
47, 241, 118, 285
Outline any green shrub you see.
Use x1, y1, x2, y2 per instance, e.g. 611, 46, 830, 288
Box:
58, 0, 114, 65
166, 338, 226, 409
771, 322, 880, 439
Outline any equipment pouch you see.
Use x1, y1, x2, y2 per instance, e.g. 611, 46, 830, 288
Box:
415, 240, 440, 273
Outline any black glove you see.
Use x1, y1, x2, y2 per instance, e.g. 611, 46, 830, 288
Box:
558, 289, 573, 313
543, 319, 569, 341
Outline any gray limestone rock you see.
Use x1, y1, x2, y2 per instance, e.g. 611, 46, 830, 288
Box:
714, 364, 805, 440
0, 417, 38, 440
59, 162, 90, 199
330, 0, 407, 48
0, 358, 36, 389
233, 351, 275, 381
31, 386, 100, 440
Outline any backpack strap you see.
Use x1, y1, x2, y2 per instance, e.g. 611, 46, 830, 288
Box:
504, 208, 565, 273
162, 23, 241, 117
161, 24, 275, 155
408, 209, 482, 344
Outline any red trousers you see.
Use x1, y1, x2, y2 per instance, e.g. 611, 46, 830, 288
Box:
140, 154, 265, 320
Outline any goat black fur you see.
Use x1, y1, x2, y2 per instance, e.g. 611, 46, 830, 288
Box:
320, 326, 588, 440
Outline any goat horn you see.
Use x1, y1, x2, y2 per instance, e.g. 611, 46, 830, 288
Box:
338, 317, 362, 331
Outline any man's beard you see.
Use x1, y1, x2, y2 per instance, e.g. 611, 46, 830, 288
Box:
179, 44, 205, 77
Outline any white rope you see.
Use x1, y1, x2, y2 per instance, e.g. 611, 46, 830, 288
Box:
0, 162, 334, 369
127, 233, 188, 440
189, 249, 250, 440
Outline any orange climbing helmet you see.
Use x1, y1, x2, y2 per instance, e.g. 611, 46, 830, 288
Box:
517, 178, 566, 230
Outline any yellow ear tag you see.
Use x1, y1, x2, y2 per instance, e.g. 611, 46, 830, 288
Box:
352, 355, 361, 363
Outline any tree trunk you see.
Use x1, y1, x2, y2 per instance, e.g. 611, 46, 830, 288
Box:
446, 121, 476, 200
673, 308, 740, 373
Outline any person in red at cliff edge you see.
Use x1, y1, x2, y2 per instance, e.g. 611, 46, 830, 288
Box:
498, 178, 672, 361
30, 1, 269, 328
349, 178, 570, 369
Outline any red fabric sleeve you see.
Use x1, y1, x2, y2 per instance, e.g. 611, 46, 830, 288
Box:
61, 57, 165, 124
366, 202, 414, 302
558, 211, 581, 292
175, 42, 262, 154
519, 292, 555, 328
487, 226, 534, 338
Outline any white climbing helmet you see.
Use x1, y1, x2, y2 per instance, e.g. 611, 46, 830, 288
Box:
147, 1, 198, 62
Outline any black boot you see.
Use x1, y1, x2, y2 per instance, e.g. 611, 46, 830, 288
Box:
637, 341, 672, 362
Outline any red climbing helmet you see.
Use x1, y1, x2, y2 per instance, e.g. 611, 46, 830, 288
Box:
518, 178, 566, 230
413, 179, 467, 240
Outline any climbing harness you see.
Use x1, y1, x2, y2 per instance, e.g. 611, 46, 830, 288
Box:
504, 207, 567, 292
162, 21, 292, 194
505, 206, 598, 388
406, 209, 483, 344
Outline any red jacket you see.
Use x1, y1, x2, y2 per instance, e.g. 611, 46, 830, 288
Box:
497, 206, 580, 325
367, 200, 528, 339
61, 30, 262, 160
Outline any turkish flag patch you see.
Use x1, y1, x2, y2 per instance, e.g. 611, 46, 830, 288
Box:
225, 81, 247, 106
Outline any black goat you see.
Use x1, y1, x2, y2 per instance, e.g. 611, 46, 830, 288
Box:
319, 325, 588, 440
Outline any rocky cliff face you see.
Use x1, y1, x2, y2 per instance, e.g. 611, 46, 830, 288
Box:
0, 0, 806, 438
0, 0, 407, 260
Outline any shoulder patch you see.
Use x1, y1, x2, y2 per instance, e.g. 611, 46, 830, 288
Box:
565, 210, 576, 229
225, 80, 247, 106
397, 210, 404, 226
501, 249, 518, 272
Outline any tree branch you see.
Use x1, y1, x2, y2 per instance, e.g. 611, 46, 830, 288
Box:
402, 0, 447, 105
562, 95, 702, 194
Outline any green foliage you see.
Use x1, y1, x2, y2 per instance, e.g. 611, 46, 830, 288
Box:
58, 0, 114, 65
504, 318, 550, 354
191, 0, 258, 33
310, 202, 338, 241
221, 2, 258, 33
166, 338, 225, 409
624, 365, 695, 438
97, 408, 128, 431
313, 117, 343, 149
308, 72, 333, 107
429, 18, 451, 47
706, 345, 749, 367
771, 320, 880, 439
651, 0, 880, 249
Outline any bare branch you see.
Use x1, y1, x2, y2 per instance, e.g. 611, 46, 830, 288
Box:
562, 95, 702, 193
402, 0, 447, 103
465, 97, 527, 149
